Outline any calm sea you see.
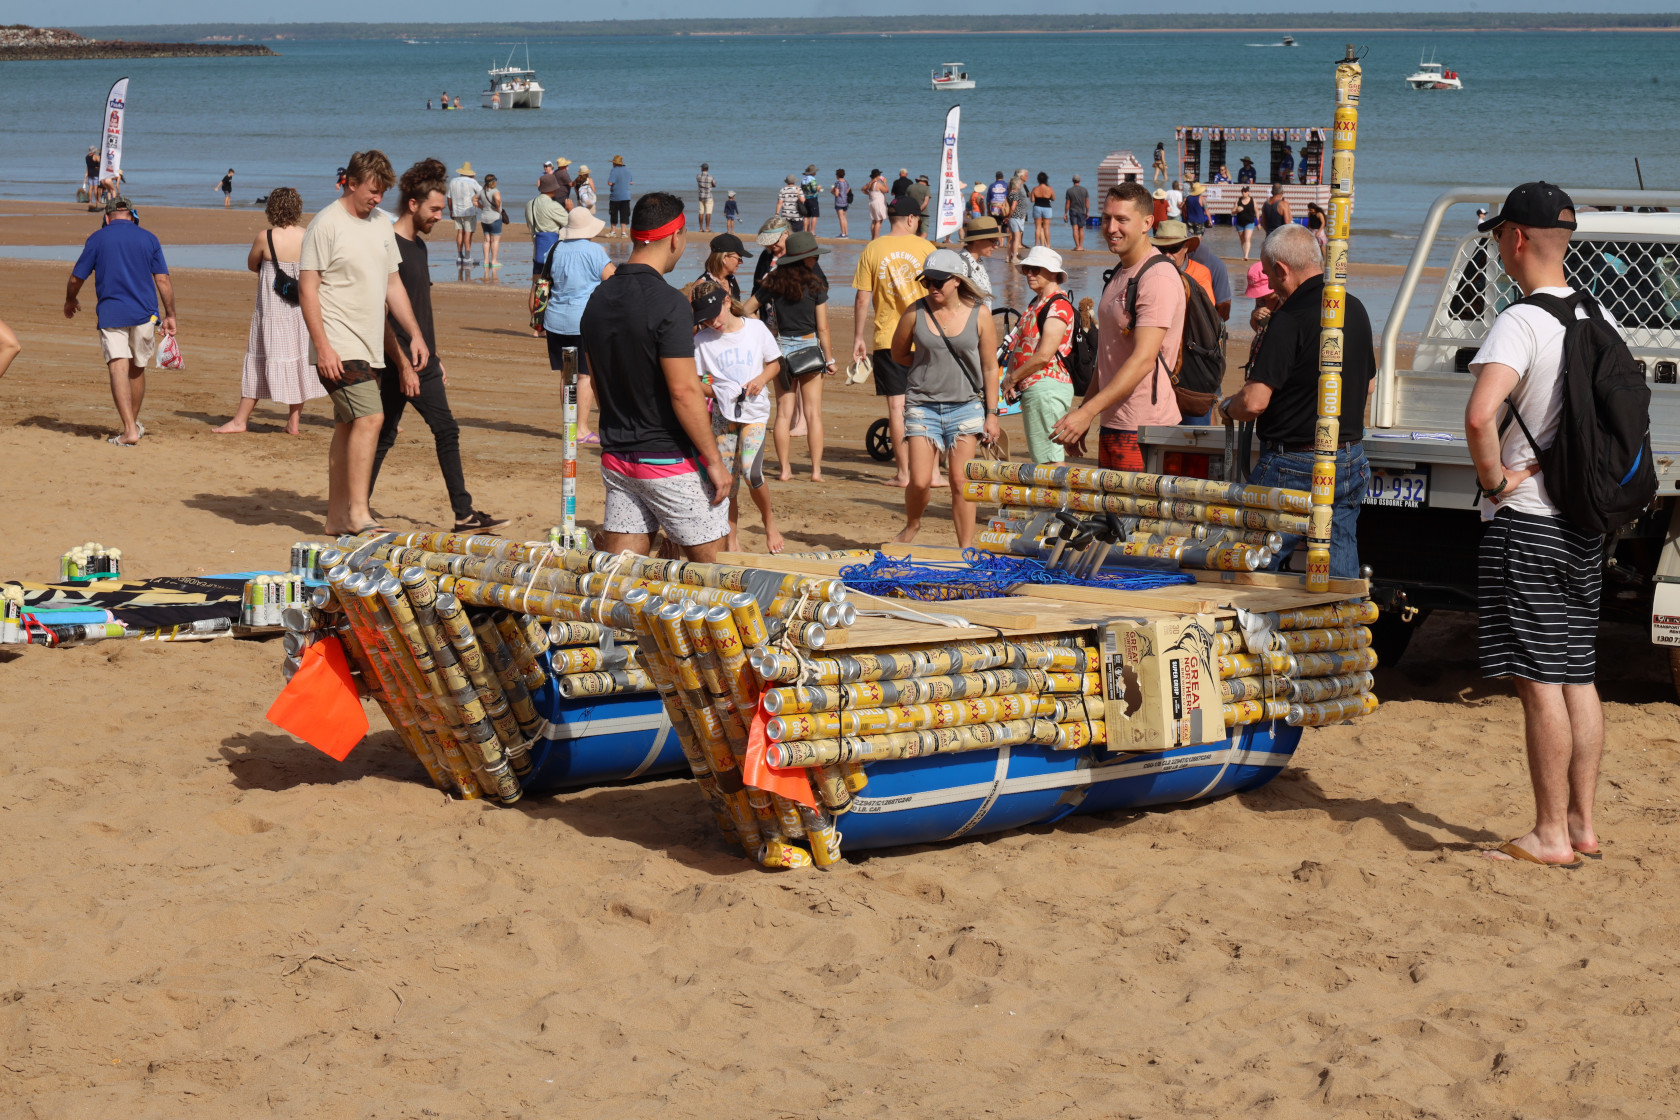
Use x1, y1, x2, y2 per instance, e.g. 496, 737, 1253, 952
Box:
1, 29, 1675, 269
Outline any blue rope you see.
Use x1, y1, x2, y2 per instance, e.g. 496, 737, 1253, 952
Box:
838, 548, 1195, 603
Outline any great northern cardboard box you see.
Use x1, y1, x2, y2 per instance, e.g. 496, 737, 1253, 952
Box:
1101, 614, 1224, 751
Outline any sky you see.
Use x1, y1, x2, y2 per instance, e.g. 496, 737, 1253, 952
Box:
35, 0, 1680, 26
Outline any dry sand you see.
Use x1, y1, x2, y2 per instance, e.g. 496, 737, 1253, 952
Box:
1, 204, 1675, 1118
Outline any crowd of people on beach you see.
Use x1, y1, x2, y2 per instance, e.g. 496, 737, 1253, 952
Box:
45, 145, 1630, 870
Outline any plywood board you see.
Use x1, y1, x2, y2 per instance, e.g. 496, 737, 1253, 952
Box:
1190, 569, 1370, 596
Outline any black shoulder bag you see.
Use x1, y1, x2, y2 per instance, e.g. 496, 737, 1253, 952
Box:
268, 230, 300, 306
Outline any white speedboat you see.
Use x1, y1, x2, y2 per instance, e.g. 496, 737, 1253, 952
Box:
931, 62, 975, 91
1281, 35, 1297, 46
482, 45, 544, 109
1405, 53, 1463, 90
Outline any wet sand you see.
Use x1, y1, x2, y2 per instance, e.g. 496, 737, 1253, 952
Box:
0, 212, 1671, 1118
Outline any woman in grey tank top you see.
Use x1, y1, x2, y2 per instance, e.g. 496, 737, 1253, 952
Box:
887, 248, 1000, 548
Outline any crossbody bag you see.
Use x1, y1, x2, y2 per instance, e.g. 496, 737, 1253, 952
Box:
268, 230, 300, 305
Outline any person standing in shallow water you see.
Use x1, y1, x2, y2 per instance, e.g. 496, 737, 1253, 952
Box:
214, 187, 326, 435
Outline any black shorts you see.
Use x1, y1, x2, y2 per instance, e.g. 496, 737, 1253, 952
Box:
608, 199, 630, 225
872, 348, 909, 397
544, 331, 590, 374
1477, 507, 1603, 685
803, 197, 820, 217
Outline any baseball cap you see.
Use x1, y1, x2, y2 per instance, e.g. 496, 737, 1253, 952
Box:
691, 284, 728, 324
888, 195, 920, 218
1478, 181, 1577, 233
104, 195, 133, 213
709, 232, 754, 258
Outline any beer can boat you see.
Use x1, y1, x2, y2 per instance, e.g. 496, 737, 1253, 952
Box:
834, 722, 1300, 852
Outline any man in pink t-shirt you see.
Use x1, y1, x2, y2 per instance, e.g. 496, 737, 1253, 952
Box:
1050, 180, 1183, 468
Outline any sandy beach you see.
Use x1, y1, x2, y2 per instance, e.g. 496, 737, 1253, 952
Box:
1, 202, 1672, 1117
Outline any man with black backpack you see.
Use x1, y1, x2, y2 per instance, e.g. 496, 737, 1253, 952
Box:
1465, 182, 1652, 869
1149, 219, 1228, 424
1049, 180, 1184, 469
1220, 224, 1372, 578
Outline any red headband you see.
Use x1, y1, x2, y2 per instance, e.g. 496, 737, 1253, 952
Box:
631, 214, 685, 243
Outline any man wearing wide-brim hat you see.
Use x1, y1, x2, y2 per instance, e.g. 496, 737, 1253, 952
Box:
1237, 155, 1257, 184
1149, 219, 1217, 320
446, 161, 481, 264
956, 216, 1003, 307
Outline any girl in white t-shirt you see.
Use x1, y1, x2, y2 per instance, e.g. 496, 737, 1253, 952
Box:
690, 280, 785, 553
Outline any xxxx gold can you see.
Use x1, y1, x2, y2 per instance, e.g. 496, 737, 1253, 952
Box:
1328, 196, 1352, 240
1317, 373, 1343, 423
1332, 104, 1358, 151
1315, 418, 1341, 455
1329, 148, 1355, 195
1305, 547, 1332, 590
758, 841, 814, 870
1311, 460, 1338, 505
1318, 330, 1345, 375
1318, 284, 1347, 331
1335, 58, 1363, 105
1308, 504, 1334, 545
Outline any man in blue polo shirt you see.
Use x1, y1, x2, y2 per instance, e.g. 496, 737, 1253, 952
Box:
65, 196, 175, 446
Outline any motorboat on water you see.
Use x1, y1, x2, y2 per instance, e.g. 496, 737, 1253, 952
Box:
1281, 35, 1297, 46
931, 62, 975, 91
482, 45, 544, 109
1405, 52, 1463, 90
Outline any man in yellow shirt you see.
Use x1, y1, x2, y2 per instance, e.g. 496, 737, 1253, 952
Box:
851, 196, 933, 487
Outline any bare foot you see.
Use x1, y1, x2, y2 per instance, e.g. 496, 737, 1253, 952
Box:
892, 524, 920, 544
767, 529, 786, 554
285, 423, 301, 436
879, 475, 910, 488
211, 422, 247, 434
779, 470, 795, 482
809, 472, 824, 483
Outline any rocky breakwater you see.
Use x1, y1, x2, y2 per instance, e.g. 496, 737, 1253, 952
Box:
0, 25, 277, 60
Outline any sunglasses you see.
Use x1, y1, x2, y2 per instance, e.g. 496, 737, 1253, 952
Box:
921, 271, 955, 287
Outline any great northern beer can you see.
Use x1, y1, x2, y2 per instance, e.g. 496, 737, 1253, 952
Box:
1324, 239, 1348, 286
1329, 148, 1355, 195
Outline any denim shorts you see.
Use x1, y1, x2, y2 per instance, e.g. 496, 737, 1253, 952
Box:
904, 398, 985, 451
1032, 204, 1053, 220
1008, 217, 1026, 234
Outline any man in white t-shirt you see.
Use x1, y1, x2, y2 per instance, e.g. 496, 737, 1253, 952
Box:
445, 161, 481, 264
1464, 181, 1608, 869
300, 149, 428, 536
1164, 180, 1184, 222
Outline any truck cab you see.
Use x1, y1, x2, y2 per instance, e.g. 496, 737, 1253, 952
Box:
1138, 187, 1680, 685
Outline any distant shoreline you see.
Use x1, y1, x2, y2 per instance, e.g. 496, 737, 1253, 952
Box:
0, 42, 276, 61
71, 14, 1680, 43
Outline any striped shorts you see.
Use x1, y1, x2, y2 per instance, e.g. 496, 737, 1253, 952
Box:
1477, 507, 1603, 685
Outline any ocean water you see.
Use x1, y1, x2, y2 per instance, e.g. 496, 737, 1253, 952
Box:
2, 30, 1675, 268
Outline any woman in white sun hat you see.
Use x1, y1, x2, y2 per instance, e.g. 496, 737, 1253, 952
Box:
1000, 245, 1076, 464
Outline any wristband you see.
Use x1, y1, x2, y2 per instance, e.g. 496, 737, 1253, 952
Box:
1483, 475, 1509, 498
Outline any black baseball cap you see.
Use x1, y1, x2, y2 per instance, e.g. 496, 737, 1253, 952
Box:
691, 285, 728, 324
708, 232, 754, 258
888, 195, 920, 218
1478, 181, 1577, 233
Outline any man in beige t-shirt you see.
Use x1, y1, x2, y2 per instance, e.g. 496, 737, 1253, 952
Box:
300, 149, 427, 536
851, 196, 934, 487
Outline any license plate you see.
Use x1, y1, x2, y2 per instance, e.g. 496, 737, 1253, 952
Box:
1363, 466, 1430, 508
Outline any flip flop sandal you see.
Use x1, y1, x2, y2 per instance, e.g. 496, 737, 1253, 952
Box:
1491, 840, 1584, 869
106, 435, 139, 447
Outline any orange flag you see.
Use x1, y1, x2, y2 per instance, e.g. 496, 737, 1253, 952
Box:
740, 692, 819, 809
266, 638, 369, 761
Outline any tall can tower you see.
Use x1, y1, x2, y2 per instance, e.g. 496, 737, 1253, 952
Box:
1308, 45, 1362, 592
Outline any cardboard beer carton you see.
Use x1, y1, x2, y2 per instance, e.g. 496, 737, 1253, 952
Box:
1100, 614, 1223, 751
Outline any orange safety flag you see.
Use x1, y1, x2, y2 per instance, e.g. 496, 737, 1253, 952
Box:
741, 692, 818, 809
266, 638, 368, 761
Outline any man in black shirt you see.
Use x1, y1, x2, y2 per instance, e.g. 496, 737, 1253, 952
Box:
581, 191, 731, 560
1221, 223, 1372, 578
372, 158, 507, 533
890, 169, 912, 202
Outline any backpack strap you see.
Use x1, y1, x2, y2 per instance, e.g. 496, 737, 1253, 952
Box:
1514, 290, 1588, 328
1121, 254, 1176, 403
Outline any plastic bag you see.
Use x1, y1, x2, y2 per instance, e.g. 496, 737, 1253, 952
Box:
157, 330, 184, 370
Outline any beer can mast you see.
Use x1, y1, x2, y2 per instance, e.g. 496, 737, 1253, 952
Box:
1310, 45, 1362, 593
558, 346, 583, 550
